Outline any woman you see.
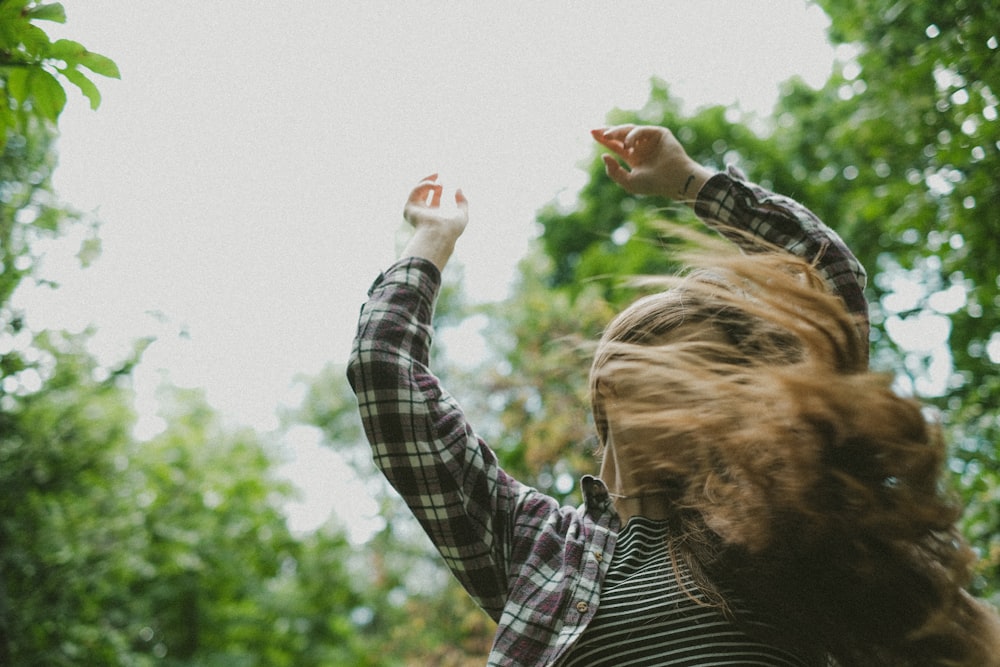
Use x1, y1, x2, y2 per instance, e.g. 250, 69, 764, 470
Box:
347, 125, 1000, 665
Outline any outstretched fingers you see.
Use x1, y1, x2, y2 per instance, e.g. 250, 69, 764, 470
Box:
593, 128, 632, 187
592, 127, 631, 159
597, 124, 647, 151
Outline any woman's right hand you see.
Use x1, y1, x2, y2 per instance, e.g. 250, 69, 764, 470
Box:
592, 125, 713, 203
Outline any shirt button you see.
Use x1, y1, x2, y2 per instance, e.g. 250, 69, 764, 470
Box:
593, 551, 603, 562
576, 601, 589, 614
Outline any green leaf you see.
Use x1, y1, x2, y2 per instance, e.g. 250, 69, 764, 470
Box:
27, 3, 67, 23
50, 40, 119, 80
76, 235, 102, 268
6, 66, 29, 103
27, 68, 67, 121
78, 50, 120, 79
49, 38, 86, 61
0, 2, 30, 35
0, 106, 10, 153
60, 66, 101, 110
19, 22, 52, 57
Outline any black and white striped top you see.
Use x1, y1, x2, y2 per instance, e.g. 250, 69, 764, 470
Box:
557, 517, 811, 667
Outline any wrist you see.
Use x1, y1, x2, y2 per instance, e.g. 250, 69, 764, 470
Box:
673, 163, 713, 203
401, 226, 459, 272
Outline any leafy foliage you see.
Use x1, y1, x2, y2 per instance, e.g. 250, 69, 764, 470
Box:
289, 6, 1000, 658
293, 362, 497, 664
3, 2, 997, 664
794, 0, 1000, 597
1, 5, 385, 665
489, 2, 1000, 602
1, 4, 496, 663
0, 1, 119, 149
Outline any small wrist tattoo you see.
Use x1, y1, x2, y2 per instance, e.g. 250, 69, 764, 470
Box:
682, 174, 695, 195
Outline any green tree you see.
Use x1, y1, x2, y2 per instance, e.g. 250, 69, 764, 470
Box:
294, 359, 494, 665
123, 386, 310, 666
1, 3, 127, 663
2, 4, 518, 664
488, 2, 1000, 601
299, 5, 1000, 662
805, 0, 1000, 597
0, 375, 306, 665
0, 332, 144, 664
0, 5, 372, 665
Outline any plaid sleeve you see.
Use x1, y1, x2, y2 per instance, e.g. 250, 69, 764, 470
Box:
347, 257, 521, 620
695, 167, 870, 346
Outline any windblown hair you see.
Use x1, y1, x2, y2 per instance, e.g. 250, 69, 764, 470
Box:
589, 248, 1000, 666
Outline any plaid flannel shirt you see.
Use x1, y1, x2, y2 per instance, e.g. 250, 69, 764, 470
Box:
347, 170, 868, 666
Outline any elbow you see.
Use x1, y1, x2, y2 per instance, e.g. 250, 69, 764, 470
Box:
346, 337, 368, 394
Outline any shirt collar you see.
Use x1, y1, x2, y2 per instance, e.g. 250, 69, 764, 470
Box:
580, 474, 615, 515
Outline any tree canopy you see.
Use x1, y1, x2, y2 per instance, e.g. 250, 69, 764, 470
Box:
485, 0, 1000, 601
1, 4, 378, 664
2, 1, 997, 664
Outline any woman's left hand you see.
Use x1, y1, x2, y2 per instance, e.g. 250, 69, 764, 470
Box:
400, 174, 469, 271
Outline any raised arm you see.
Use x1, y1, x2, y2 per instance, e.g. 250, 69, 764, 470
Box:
347, 176, 518, 619
593, 124, 870, 354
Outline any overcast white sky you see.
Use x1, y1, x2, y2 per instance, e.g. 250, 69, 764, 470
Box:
22, 1, 840, 534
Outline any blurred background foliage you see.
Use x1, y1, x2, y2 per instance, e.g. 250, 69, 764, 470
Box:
471, 0, 1000, 604
1, 1, 997, 664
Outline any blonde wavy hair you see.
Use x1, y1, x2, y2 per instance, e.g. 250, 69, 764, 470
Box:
589, 247, 1000, 666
